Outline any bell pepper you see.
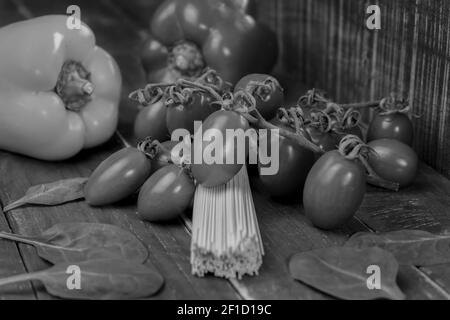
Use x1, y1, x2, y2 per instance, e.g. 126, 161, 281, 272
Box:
141, 0, 278, 85
0, 15, 122, 161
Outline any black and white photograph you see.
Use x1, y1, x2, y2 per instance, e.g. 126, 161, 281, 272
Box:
0, 0, 449, 308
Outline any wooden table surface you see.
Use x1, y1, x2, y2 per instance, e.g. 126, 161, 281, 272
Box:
1, 0, 450, 300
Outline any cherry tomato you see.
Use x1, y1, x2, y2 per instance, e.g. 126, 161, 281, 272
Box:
303, 150, 366, 230
235, 74, 284, 120
134, 100, 170, 141
190, 109, 249, 187
138, 165, 195, 222
166, 92, 218, 134
368, 139, 418, 188
258, 129, 315, 201
85, 148, 152, 206
367, 113, 414, 146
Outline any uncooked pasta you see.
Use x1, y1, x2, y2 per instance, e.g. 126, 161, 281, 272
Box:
190, 165, 264, 279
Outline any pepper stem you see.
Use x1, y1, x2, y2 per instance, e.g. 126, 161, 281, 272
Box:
55, 60, 94, 111
169, 41, 205, 78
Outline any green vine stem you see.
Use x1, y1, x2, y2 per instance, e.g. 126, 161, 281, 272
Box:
360, 157, 400, 192
195, 68, 231, 94
340, 101, 381, 109
256, 112, 323, 154
129, 83, 175, 106
338, 135, 400, 192
177, 79, 223, 102
307, 109, 336, 133
245, 76, 283, 102
232, 90, 324, 154
298, 89, 413, 116
136, 137, 174, 162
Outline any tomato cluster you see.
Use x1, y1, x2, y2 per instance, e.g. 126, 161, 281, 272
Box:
297, 90, 419, 229
85, 71, 419, 230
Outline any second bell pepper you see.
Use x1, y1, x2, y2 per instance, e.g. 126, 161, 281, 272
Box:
0, 15, 122, 160
141, 0, 278, 85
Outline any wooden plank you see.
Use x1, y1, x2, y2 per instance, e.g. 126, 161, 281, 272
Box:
0, 0, 240, 300
0, 206, 36, 300
0, 0, 37, 300
357, 163, 450, 298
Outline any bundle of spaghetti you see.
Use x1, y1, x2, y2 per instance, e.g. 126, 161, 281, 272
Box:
190, 165, 264, 279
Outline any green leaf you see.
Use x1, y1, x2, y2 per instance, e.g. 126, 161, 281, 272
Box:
0, 259, 164, 300
346, 230, 450, 267
289, 247, 405, 300
0, 223, 148, 264
4, 178, 87, 211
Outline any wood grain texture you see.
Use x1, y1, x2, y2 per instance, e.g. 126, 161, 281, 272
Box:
0, 206, 35, 300
0, 0, 37, 301
254, 0, 450, 178
357, 163, 450, 299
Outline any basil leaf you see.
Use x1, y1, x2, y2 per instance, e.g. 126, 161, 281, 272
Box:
0, 259, 164, 300
4, 178, 87, 211
289, 247, 405, 300
0, 223, 148, 264
346, 230, 450, 267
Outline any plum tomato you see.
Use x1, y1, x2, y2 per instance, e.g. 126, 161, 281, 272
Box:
137, 165, 195, 222
306, 126, 339, 152
85, 147, 152, 206
367, 139, 418, 188
134, 100, 170, 141
190, 109, 250, 187
235, 74, 284, 120
303, 150, 366, 230
166, 91, 219, 135
367, 112, 414, 146
258, 126, 315, 201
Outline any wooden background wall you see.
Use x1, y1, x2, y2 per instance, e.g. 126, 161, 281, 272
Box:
255, 0, 450, 180
117, 0, 450, 179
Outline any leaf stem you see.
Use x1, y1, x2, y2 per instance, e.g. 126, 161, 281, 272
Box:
0, 232, 76, 252
3, 201, 24, 212
0, 232, 40, 246
384, 285, 406, 300
0, 271, 42, 287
